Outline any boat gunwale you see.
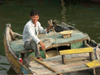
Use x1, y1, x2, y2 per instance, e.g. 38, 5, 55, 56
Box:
5, 27, 18, 59
4, 24, 32, 74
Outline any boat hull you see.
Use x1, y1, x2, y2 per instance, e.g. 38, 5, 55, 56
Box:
4, 25, 32, 75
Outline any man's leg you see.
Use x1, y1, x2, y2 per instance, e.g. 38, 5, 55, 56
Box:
24, 40, 41, 60
30, 40, 40, 58
30, 40, 43, 60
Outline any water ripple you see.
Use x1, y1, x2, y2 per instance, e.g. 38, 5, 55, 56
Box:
0, 55, 10, 74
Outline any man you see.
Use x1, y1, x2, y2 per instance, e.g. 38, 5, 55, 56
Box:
23, 10, 52, 60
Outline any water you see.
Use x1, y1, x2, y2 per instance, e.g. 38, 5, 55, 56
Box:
0, 0, 100, 74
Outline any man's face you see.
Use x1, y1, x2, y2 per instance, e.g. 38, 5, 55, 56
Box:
30, 15, 39, 24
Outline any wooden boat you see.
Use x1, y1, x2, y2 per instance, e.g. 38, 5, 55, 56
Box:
4, 22, 100, 75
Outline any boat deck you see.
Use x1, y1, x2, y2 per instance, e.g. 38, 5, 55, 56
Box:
24, 53, 92, 75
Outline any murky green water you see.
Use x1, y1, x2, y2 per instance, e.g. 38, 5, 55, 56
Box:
0, 0, 100, 74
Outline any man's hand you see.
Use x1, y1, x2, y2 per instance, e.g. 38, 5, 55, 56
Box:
39, 41, 46, 50
47, 20, 53, 32
48, 20, 53, 25
48, 20, 53, 27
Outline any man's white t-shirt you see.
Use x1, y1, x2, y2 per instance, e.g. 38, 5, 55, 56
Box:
23, 20, 47, 44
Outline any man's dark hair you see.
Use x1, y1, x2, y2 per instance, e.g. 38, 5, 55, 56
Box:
30, 10, 39, 16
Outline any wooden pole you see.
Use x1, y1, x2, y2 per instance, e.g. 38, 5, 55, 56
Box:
31, 56, 57, 72
30, 56, 62, 75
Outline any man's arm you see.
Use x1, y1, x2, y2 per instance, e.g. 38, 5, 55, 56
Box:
39, 41, 46, 50
39, 22, 52, 34
28, 26, 46, 50
47, 25, 52, 32
47, 20, 53, 32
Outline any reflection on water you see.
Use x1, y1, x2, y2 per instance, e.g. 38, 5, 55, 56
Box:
61, 0, 66, 22
0, 55, 16, 74
7, 67, 16, 75
0, 55, 10, 74
0, 0, 100, 74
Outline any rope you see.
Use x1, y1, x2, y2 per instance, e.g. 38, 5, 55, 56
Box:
53, 27, 59, 55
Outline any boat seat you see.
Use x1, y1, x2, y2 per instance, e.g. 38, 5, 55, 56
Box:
10, 39, 27, 57
10, 40, 36, 58
20, 50, 34, 54
10, 38, 53, 58
59, 47, 94, 64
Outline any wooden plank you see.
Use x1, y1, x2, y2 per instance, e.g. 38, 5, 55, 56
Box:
89, 52, 94, 61
29, 67, 53, 75
46, 59, 99, 75
50, 66, 98, 75
62, 55, 65, 64
45, 43, 70, 50
30, 60, 89, 75
20, 50, 34, 54
52, 61, 89, 71
86, 60, 100, 67
93, 68, 96, 75
31, 56, 57, 73
45, 39, 88, 50
65, 57, 89, 62
29, 55, 97, 75
63, 34, 71, 38
43, 56, 90, 70
60, 47, 94, 55
30, 56, 62, 75
59, 30, 73, 35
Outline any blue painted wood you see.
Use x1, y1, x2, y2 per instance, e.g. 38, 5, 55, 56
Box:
21, 66, 28, 75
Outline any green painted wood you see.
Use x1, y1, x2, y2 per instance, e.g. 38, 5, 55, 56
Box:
10, 40, 24, 58
28, 50, 46, 59
10, 39, 46, 58
38, 30, 89, 44
10, 30, 89, 58
71, 41, 84, 49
